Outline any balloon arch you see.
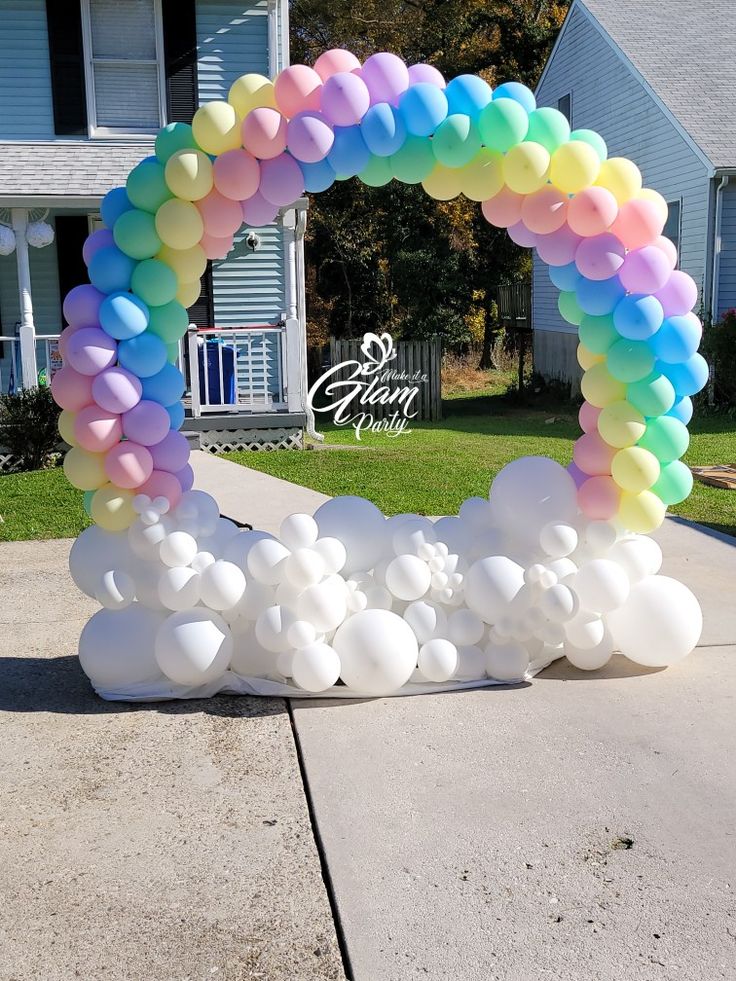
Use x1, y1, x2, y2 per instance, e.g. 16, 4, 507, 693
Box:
52, 51, 705, 700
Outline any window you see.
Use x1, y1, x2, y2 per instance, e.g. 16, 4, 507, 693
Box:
557, 93, 572, 125
81, 0, 166, 136
663, 199, 681, 262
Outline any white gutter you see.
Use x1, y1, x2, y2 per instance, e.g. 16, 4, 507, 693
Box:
711, 175, 730, 322
295, 205, 323, 442
279, 0, 290, 68
267, 0, 279, 77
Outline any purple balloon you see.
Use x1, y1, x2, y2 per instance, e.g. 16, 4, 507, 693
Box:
619, 244, 672, 294
82, 228, 115, 266
259, 154, 306, 207
62, 284, 106, 328
149, 429, 190, 473
175, 463, 195, 492
122, 399, 171, 446
241, 191, 280, 227
536, 225, 583, 267
92, 366, 142, 414
575, 233, 625, 281
567, 461, 587, 489
287, 111, 335, 163
654, 269, 698, 317
407, 64, 446, 88
321, 72, 370, 126
65, 327, 117, 376
359, 52, 410, 106
507, 221, 537, 248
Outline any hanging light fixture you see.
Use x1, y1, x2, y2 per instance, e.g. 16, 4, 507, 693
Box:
0, 223, 15, 256
26, 208, 54, 249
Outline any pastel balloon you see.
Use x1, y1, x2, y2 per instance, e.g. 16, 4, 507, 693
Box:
578, 401, 601, 434
313, 48, 361, 82
118, 332, 168, 378
228, 73, 276, 118
659, 353, 709, 397
100, 186, 133, 228
432, 114, 481, 168
148, 302, 189, 344
274, 65, 322, 117
358, 154, 393, 188
578, 313, 617, 354
458, 147, 504, 201
360, 52, 410, 106
328, 125, 370, 176
617, 490, 666, 534
112, 208, 162, 260
580, 362, 626, 408
140, 363, 185, 406
197, 188, 244, 237
122, 399, 171, 446
667, 396, 693, 425
259, 154, 305, 206
444, 74, 492, 117
51, 365, 94, 411
653, 460, 693, 505
613, 294, 664, 341
558, 291, 584, 325
126, 159, 172, 213
361, 102, 406, 156
299, 158, 337, 192
88, 246, 136, 294
573, 431, 615, 476
477, 97, 529, 152
131, 258, 178, 308
390, 134, 434, 184
578, 475, 620, 520
619, 244, 672, 294
535, 224, 582, 266
520, 187, 568, 234
549, 140, 600, 194
526, 107, 570, 153
481, 187, 524, 228
627, 372, 676, 417
654, 235, 678, 270
155, 122, 197, 164
595, 157, 642, 204
638, 415, 689, 463
58, 324, 83, 360
492, 81, 536, 113
192, 100, 241, 155
149, 430, 190, 473
242, 106, 289, 161
155, 198, 205, 249
654, 270, 698, 316
398, 83, 448, 137
242, 191, 279, 226
213, 148, 261, 200
63, 447, 108, 490
99, 292, 149, 340
82, 228, 115, 265
502, 141, 550, 194
58, 408, 78, 446
157, 244, 207, 282
611, 197, 664, 249
570, 128, 607, 162
90, 486, 137, 532
651, 313, 702, 363
407, 64, 446, 88
612, 446, 660, 492
567, 186, 618, 237
508, 221, 537, 248
139, 469, 183, 509
66, 327, 117, 375
105, 441, 154, 488
287, 110, 334, 162
321, 72, 370, 126
73, 405, 122, 453
63, 284, 105, 327
598, 400, 646, 448
167, 401, 186, 431
606, 338, 655, 383
175, 463, 195, 493
575, 233, 625, 280
576, 274, 626, 316
549, 261, 581, 292
200, 232, 234, 259
164, 149, 214, 201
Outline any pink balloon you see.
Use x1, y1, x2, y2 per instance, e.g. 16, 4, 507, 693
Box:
175, 463, 195, 493
122, 399, 171, 446
408, 64, 446, 88
65, 327, 117, 376
200, 231, 234, 259
359, 52, 410, 106
196, 188, 243, 238
58, 324, 84, 361
149, 429, 190, 473
213, 149, 261, 201
92, 366, 142, 414
573, 431, 616, 476
567, 187, 618, 237
619, 244, 672, 294
82, 228, 115, 266
242, 108, 287, 160
578, 401, 601, 434
611, 198, 664, 250
654, 269, 698, 317
578, 475, 620, 520
481, 187, 524, 228
139, 469, 183, 509
507, 221, 537, 248
259, 154, 305, 207
287, 111, 335, 163
241, 191, 280, 226
520, 187, 568, 234
51, 365, 95, 412
313, 49, 361, 82
575, 232, 625, 281
654, 235, 678, 270
104, 441, 154, 489
274, 65, 323, 117
536, 224, 583, 267
63, 284, 105, 328
73, 405, 122, 452
321, 72, 370, 126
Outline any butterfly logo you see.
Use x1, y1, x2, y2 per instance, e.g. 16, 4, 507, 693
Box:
359, 332, 396, 374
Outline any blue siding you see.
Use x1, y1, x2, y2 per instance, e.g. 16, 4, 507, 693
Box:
533, 3, 711, 350
717, 184, 736, 318
196, 0, 269, 105
0, 0, 55, 138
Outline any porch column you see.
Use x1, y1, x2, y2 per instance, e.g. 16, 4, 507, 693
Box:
11, 208, 37, 389
282, 207, 302, 412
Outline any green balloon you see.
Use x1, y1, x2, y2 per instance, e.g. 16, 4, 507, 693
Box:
578, 314, 618, 354
127, 160, 172, 214
432, 115, 482, 169
637, 415, 689, 462
358, 154, 393, 187
571, 128, 608, 162
390, 135, 435, 184
166, 341, 180, 363
558, 291, 584, 326
131, 258, 178, 307
652, 460, 693, 505
477, 98, 529, 153
525, 107, 570, 153
83, 490, 94, 517
627, 372, 676, 418
148, 301, 190, 344
113, 209, 162, 261
155, 122, 197, 164
607, 338, 655, 383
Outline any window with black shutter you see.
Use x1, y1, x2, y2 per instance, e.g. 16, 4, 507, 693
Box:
45, 0, 88, 136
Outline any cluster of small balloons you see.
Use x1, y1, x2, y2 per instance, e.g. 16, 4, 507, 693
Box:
72, 458, 702, 699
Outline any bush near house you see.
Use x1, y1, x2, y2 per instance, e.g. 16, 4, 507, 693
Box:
0, 387, 61, 472
702, 310, 736, 409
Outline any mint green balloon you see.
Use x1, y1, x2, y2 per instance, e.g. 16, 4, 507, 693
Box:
525, 107, 570, 153
166, 341, 180, 363
358, 155, 393, 187
571, 128, 608, 162
558, 291, 584, 326
127, 160, 172, 214
578, 314, 618, 354
155, 122, 197, 164
637, 415, 689, 462
432, 115, 482, 168
83, 490, 94, 516
148, 300, 189, 344
477, 98, 529, 152
607, 338, 655, 383
627, 372, 676, 418
131, 258, 178, 307
112, 208, 162, 261
390, 135, 436, 184
652, 459, 693, 505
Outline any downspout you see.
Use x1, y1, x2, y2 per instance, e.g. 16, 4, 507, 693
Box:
266, 0, 279, 77
295, 205, 323, 442
710, 174, 729, 323
278, 0, 290, 68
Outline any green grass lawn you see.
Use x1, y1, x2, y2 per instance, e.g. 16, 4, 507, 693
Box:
0, 466, 90, 542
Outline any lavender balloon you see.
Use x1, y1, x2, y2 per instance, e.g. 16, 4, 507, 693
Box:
62, 284, 106, 328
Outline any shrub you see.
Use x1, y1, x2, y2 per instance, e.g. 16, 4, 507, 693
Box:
701, 311, 735, 409
0, 386, 61, 471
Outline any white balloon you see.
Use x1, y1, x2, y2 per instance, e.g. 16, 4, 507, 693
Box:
418, 639, 458, 682
198, 517, 240, 557
363, 584, 393, 611
190, 550, 216, 573
280, 513, 319, 550
573, 559, 630, 613
256, 605, 298, 653
459, 496, 494, 531
284, 547, 326, 589
132, 563, 168, 611
275, 577, 303, 609
490, 458, 577, 545
312, 536, 347, 574
297, 580, 348, 633
539, 583, 578, 623
230, 621, 278, 678
467, 528, 508, 563
174, 490, 220, 536
485, 641, 530, 682
464, 556, 525, 624
607, 536, 662, 582
584, 520, 618, 554
606, 576, 702, 667
546, 557, 578, 581
313, 496, 387, 574
128, 516, 171, 561
287, 619, 318, 649
454, 645, 486, 681
155, 609, 233, 685
432, 516, 474, 557
221, 529, 275, 573
392, 517, 436, 557
333, 609, 418, 695
277, 650, 296, 678
79, 604, 165, 688
564, 633, 614, 670
447, 609, 484, 646
158, 566, 201, 611
291, 642, 341, 692
69, 525, 134, 597
385, 555, 431, 601
564, 610, 605, 650
247, 538, 290, 584
199, 560, 246, 611
238, 579, 276, 621
160, 531, 198, 568
95, 569, 135, 610
539, 521, 578, 558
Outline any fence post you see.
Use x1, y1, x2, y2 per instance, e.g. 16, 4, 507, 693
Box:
11, 209, 38, 389
187, 327, 201, 418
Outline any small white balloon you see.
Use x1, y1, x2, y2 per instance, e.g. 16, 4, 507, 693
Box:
418, 639, 458, 682
291, 642, 341, 692
573, 559, 630, 613
447, 609, 484, 646
191, 550, 216, 573
485, 641, 530, 682
247, 538, 290, 584
256, 605, 299, 653
564, 610, 605, 650
564, 633, 614, 670
385, 554, 431, 601
155, 609, 233, 685
230, 621, 278, 678
279, 512, 319, 550
312, 536, 347, 574
297, 580, 348, 634
79, 604, 165, 688
333, 609, 418, 695
584, 520, 618, 554
392, 517, 436, 557
464, 556, 525, 624
539, 521, 578, 558
287, 619, 318, 649
313, 496, 387, 575
128, 517, 171, 562
403, 600, 448, 644
238, 579, 276, 621
160, 531, 198, 569
140, 508, 161, 527
95, 569, 136, 610
539, 583, 577, 623
199, 560, 246, 611
284, 547, 326, 589
606, 576, 702, 667
607, 536, 663, 582
546, 557, 578, 581
158, 566, 201, 611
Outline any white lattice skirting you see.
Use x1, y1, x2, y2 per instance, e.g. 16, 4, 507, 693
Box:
199, 427, 303, 453
0, 451, 20, 473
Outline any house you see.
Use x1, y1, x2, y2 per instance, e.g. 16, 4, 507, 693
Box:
0, 0, 311, 460
531, 0, 736, 386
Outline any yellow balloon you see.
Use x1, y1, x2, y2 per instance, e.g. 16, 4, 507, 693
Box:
192, 101, 242, 155
176, 279, 202, 308
598, 401, 646, 448
618, 489, 666, 534
165, 149, 214, 201
580, 362, 626, 407
594, 157, 642, 205
637, 187, 668, 224
422, 164, 463, 200
549, 140, 600, 194
611, 446, 660, 492
90, 484, 136, 532
58, 409, 77, 447
155, 198, 204, 250
63, 446, 107, 491
577, 343, 605, 371
458, 147, 504, 202
502, 141, 550, 194
228, 73, 277, 119
157, 244, 207, 282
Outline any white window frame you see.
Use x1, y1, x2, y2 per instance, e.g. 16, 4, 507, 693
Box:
80, 0, 167, 139
665, 197, 683, 268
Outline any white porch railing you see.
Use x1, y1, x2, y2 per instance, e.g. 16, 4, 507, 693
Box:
0, 332, 61, 394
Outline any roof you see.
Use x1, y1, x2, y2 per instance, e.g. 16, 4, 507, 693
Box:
0, 141, 152, 205
578, 0, 736, 170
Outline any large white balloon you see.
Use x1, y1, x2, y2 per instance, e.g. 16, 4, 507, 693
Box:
280, 512, 319, 550
564, 610, 605, 650
607, 536, 662, 582
464, 556, 525, 624
606, 576, 702, 667
79, 604, 165, 688
174, 490, 220, 536
573, 559, 630, 613
432, 516, 474, 557
490, 458, 577, 546
291, 642, 341, 692
313, 496, 387, 574
69, 526, 134, 597
247, 538, 290, 584
155, 609, 233, 685
447, 609, 484, 646
333, 609, 418, 695
284, 547, 326, 589
221, 529, 275, 573
403, 600, 448, 643
128, 517, 171, 562
95, 569, 135, 610
199, 559, 246, 611
539, 521, 578, 558
312, 536, 347, 574
564, 633, 613, 670
160, 531, 198, 568
385, 554, 431, 601
230, 621, 278, 678
485, 640, 530, 682
454, 645, 486, 681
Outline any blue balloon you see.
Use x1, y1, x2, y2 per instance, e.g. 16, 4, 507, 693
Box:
99, 292, 149, 340
666, 396, 694, 425
141, 362, 186, 406
576, 275, 626, 316
88, 245, 137, 294
650, 313, 702, 364
492, 82, 536, 113
299, 158, 337, 193
613, 294, 664, 341
398, 83, 448, 136
444, 74, 492, 118
361, 102, 407, 157
327, 126, 371, 177
166, 400, 186, 430
101, 187, 133, 229
117, 332, 168, 378
549, 262, 582, 293
657, 353, 709, 397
